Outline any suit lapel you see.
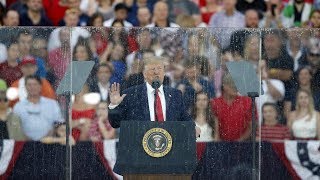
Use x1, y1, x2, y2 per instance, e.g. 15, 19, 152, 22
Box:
164, 86, 172, 121
141, 84, 151, 121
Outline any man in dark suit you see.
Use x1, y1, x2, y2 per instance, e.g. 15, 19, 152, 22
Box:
108, 56, 196, 130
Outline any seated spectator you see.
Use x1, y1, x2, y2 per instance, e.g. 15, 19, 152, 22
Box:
179, 60, 215, 109
107, 43, 127, 84
103, 19, 137, 54
96, 0, 115, 20
260, 0, 284, 28
13, 75, 64, 141
287, 89, 320, 140
103, 3, 133, 27
282, 0, 313, 28
10, 56, 56, 107
168, 63, 184, 89
17, 29, 47, 78
89, 63, 113, 102
19, 0, 53, 26
58, 0, 89, 26
302, 9, 320, 28
166, 0, 200, 22
125, 29, 154, 75
72, 84, 96, 141
2, 9, 19, 26
47, 9, 91, 52
73, 37, 99, 85
229, 10, 260, 58
211, 74, 254, 141
88, 12, 104, 27
263, 31, 294, 94
136, 6, 151, 27
200, 0, 223, 24
243, 34, 260, 70
176, 14, 196, 27
257, 103, 291, 141
305, 37, 320, 86
192, 92, 217, 142
284, 66, 320, 118
0, 42, 22, 86
208, 0, 245, 49
146, 1, 179, 28
286, 30, 309, 72
31, 37, 48, 61
125, 0, 154, 26
89, 101, 116, 141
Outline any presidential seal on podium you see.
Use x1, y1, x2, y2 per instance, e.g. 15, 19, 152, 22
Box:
142, 128, 172, 158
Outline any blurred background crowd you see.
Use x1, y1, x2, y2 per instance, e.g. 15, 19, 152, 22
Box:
0, 0, 320, 145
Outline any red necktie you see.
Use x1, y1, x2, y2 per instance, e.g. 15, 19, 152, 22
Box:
155, 90, 164, 122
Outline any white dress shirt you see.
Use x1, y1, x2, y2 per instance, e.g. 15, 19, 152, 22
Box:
146, 82, 166, 121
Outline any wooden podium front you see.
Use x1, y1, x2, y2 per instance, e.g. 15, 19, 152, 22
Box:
123, 174, 192, 180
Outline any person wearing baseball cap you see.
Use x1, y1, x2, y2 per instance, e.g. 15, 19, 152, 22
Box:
9, 56, 56, 107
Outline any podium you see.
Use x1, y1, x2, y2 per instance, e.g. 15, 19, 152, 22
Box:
114, 121, 197, 180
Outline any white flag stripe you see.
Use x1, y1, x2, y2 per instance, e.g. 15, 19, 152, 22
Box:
285, 141, 320, 180
0, 140, 15, 175
103, 139, 123, 180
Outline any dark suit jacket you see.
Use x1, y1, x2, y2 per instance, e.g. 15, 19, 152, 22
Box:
108, 84, 192, 128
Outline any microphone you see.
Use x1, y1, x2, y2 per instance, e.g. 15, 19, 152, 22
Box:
151, 80, 161, 90
152, 80, 161, 121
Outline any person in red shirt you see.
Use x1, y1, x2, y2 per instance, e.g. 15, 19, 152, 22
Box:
210, 73, 253, 141
0, 42, 22, 86
257, 102, 291, 141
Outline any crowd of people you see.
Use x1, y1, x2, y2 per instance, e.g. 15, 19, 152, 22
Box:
0, 0, 320, 145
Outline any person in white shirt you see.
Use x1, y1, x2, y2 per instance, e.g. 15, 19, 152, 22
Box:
146, 1, 179, 28
103, 3, 133, 27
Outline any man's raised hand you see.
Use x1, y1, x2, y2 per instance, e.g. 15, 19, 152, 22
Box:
109, 83, 126, 106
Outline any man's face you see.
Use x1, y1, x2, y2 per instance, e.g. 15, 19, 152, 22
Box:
115, 9, 128, 21
154, 2, 168, 21
7, 44, 19, 61
223, 0, 237, 11
27, 0, 42, 12
3, 10, 19, 26
143, 63, 165, 85
31, 39, 47, 59
137, 8, 151, 25
18, 34, 33, 56
97, 66, 112, 83
307, 52, 320, 67
21, 64, 37, 76
26, 78, 41, 97
245, 10, 259, 28
263, 34, 282, 59
64, 13, 79, 27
